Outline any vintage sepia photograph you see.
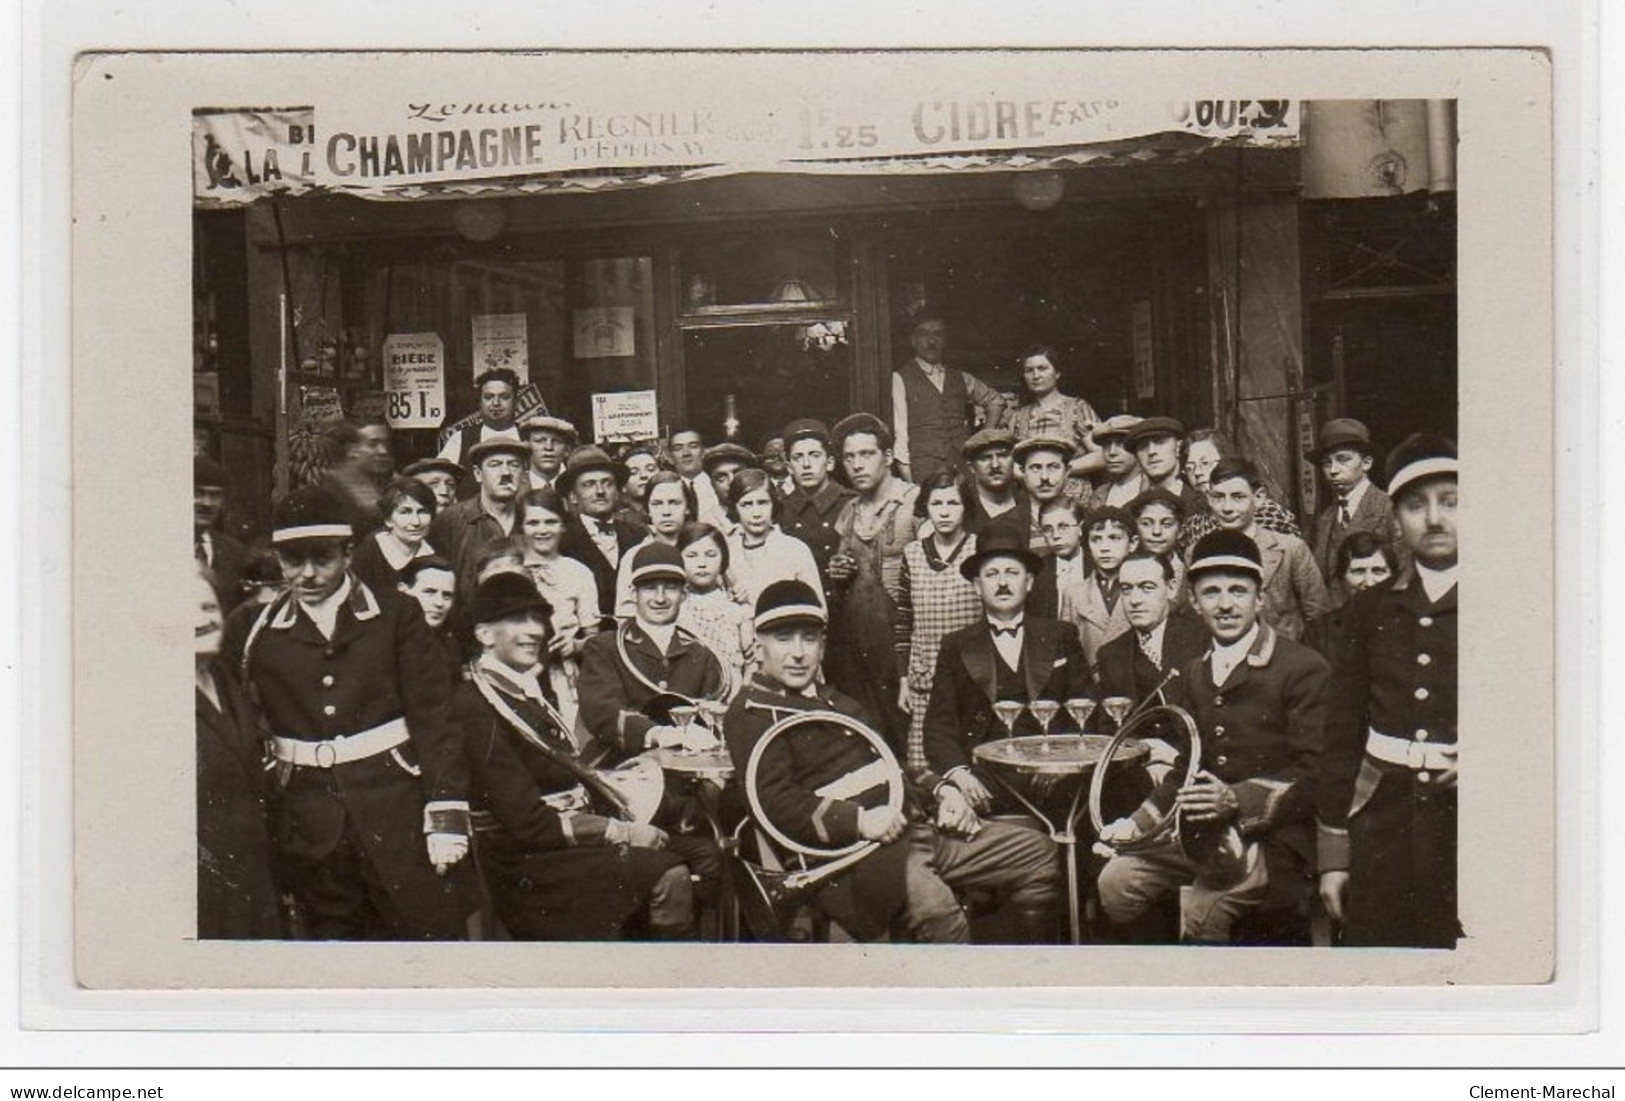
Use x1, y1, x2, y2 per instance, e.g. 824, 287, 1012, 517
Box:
65, 47, 1556, 994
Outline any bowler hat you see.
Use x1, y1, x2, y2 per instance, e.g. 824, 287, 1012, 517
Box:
469, 571, 553, 627
629, 542, 687, 587
1385, 433, 1458, 500
271, 486, 353, 545
555, 445, 628, 496
962, 426, 1017, 460
1011, 435, 1077, 465
782, 418, 832, 449
754, 579, 828, 631
194, 455, 231, 491
1306, 418, 1375, 461
960, 520, 1044, 580
1187, 529, 1264, 582
465, 436, 531, 468
1125, 416, 1186, 450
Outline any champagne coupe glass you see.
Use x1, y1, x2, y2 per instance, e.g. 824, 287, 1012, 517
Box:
1102, 696, 1134, 731
1064, 697, 1097, 735
1028, 699, 1061, 755
669, 703, 699, 751
991, 700, 1026, 738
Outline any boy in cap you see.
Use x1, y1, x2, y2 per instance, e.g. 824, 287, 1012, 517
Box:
225, 486, 475, 939
778, 418, 855, 590
1199, 457, 1330, 641
454, 571, 696, 940
1317, 434, 1459, 948
1095, 529, 1330, 944
1307, 418, 1397, 584
1126, 416, 1205, 515
726, 579, 1060, 943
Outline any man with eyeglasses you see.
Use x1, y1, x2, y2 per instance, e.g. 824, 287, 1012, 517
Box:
427, 437, 531, 602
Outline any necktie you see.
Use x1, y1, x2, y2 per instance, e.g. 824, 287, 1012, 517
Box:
1137, 630, 1161, 671
195, 533, 210, 569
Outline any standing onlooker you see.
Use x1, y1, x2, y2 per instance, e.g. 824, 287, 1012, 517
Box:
676, 522, 756, 699
348, 477, 439, 595
960, 427, 1029, 540
1128, 487, 1190, 605
427, 437, 530, 603
724, 468, 824, 608
890, 311, 1009, 484
556, 446, 644, 626
1126, 416, 1205, 515
520, 413, 579, 492
612, 471, 697, 620
1088, 416, 1149, 509
514, 485, 602, 735
1011, 436, 1076, 555
195, 455, 249, 615
668, 427, 729, 529
1179, 427, 1302, 548
1006, 344, 1105, 492
319, 418, 395, 533
403, 457, 464, 513
778, 418, 855, 593
618, 442, 662, 526
1060, 506, 1136, 666
825, 413, 920, 756
895, 468, 981, 772
1307, 418, 1397, 583
1198, 458, 1330, 642
436, 367, 522, 470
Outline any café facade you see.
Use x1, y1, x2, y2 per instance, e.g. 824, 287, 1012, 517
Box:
190, 57, 1458, 536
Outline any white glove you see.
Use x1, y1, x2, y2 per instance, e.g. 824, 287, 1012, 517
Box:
426, 833, 469, 875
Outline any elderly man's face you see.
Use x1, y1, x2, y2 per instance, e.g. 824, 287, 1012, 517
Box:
910, 320, 948, 365
480, 381, 516, 425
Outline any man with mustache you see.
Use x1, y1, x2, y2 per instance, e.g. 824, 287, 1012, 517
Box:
427, 437, 531, 603
919, 521, 1093, 822
1095, 529, 1330, 944
725, 579, 1060, 943
225, 486, 475, 940
1317, 434, 1460, 948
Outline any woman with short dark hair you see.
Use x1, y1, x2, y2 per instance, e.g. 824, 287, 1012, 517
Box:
348, 476, 439, 594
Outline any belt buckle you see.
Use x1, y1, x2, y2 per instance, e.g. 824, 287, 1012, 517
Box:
314, 741, 338, 769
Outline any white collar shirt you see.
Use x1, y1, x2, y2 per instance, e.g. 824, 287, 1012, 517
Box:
1416, 562, 1457, 603
988, 617, 1025, 670
301, 576, 353, 640
1209, 622, 1260, 687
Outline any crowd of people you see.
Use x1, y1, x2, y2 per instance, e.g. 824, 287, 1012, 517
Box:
193, 319, 1459, 949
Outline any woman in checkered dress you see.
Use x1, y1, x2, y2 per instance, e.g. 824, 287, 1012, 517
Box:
895, 468, 982, 772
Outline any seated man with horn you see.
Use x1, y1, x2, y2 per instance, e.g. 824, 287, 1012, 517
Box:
724, 579, 1061, 944
455, 571, 696, 940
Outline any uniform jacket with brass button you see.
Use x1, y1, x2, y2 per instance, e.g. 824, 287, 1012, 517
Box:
577, 620, 726, 759
780, 479, 857, 587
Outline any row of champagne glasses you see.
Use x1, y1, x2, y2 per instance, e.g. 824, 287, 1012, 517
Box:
990, 696, 1135, 753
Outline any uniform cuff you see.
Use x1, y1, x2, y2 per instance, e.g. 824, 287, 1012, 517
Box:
423, 801, 471, 837
1317, 823, 1350, 872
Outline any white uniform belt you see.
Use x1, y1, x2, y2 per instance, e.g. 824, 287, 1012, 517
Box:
272, 717, 409, 768
1365, 729, 1454, 771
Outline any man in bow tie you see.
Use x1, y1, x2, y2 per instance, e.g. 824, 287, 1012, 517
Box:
920, 520, 1093, 822
556, 445, 647, 623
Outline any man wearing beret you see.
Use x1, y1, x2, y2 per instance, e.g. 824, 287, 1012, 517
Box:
194, 455, 250, 615
454, 571, 696, 940
1317, 434, 1460, 948
427, 436, 530, 602
1306, 418, 1398, 585
778, 418, 856, 592
225, 486, 475, 939
1096, 529, 1329, 944
726, 579, 1060, 943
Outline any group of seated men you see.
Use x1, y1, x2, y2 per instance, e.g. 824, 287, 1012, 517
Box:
193, 375, 1457, 948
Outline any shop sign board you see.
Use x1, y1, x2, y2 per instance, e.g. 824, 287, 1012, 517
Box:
591, 390, 660, 444
472, 313, 530, 380
574, 307, 635, 359
298, 385, 345, 426
381, 333, 447, 429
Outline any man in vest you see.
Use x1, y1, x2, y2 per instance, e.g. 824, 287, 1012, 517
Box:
436, 367, 523, 471
890, 311, 1009, 484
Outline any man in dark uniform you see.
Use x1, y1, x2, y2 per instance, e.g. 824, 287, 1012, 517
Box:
777, 418, 854, 592
725, 579, 1060, 943
920, 522, 1093, 819
557, 445, 646, 624
225, 486, 474, 940
1317, 434, 1459, 948
454, 572, 695, 940
1095, 529, 1330, 944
